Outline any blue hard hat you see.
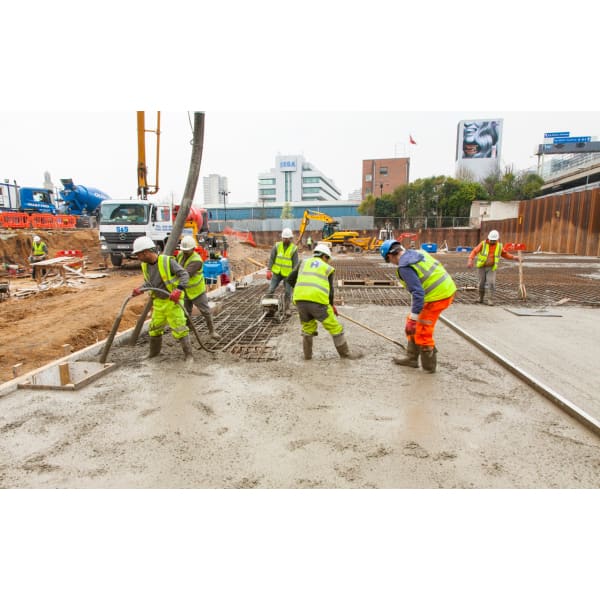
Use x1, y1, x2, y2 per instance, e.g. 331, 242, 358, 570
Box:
380, 239, 402, 261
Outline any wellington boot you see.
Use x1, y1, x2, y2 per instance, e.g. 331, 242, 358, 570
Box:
179, 336, 194, 363
205, 315, 221, 340
302, 336, 313, 360
486, 292, 495, 306
478, 290, 485, 304
392, 340, 419, 368
147, 336, 162, 359
334, 334, 363, 360
420, 345, 438, 373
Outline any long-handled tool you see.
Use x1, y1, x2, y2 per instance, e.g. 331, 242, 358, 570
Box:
338, 311, 405, 350
517, 250, 527, 300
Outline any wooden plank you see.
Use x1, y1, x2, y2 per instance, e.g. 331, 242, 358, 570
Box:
59, 363, 71, 386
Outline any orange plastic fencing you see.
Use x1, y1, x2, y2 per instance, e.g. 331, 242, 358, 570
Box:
56, 215, 77, 229
0, 212, 31, 228
504, 242, 526, 251
55, 249, 84, 268
30, 213, 58, 229
222, 227, 257, 247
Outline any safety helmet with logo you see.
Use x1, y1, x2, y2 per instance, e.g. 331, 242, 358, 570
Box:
313, 243, 332, 258
380, 239, 403, 262
487, 230, 500, 241
281, 227, 293, 239
180, 236, 197, 252
33, 235, 41, 242
131, 236, 156, 256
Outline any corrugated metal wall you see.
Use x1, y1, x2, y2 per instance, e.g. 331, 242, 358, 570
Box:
484, 188, 600, 256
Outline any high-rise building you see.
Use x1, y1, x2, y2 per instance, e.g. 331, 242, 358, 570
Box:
203, 174, 228, 204
361, 157, 410, 200
258, 154, 341, 204
347, 188, 362, 201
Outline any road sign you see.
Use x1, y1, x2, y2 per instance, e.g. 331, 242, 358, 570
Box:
553, 136, 591, 144
544, 131, 569, 138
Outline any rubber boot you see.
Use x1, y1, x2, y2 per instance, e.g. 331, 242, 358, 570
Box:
147, 336, 162, 358
486, 291, 495, 306
302, 335, 313, 360
205, 315, 221, 340
179, 335, 194, 363
334, 334, 363, 359
392, 339, 420, 367
420, 346, 438, 373
478, 289, 485, 304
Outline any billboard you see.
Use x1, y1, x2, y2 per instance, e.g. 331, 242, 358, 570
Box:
456, 119, 503, 179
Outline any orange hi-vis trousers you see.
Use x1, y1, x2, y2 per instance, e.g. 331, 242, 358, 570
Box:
408, 294, 455, 348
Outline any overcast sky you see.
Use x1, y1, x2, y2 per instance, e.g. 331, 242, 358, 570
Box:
2, 110, 599, 205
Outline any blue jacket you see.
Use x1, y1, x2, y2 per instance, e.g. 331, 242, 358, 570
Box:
397, 250, 427, 314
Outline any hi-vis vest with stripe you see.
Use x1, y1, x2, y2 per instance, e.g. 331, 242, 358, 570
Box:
475, 241, 502, 271
32, 241, 46, 256
176, 252, 205, 299
397, 251, 456, 302
292, 257, 333, 305
141, 255, 181, 299
272, 241, 297, 277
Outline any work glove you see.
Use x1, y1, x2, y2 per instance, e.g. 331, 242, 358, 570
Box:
132, 287, 144, 297
404, 318, 417, 336
467, 259, 473, 268
169, 289, 182, 303
266, 270, 272, 280
332, 305, 339, 316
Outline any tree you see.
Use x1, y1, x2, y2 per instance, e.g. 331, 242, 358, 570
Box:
280, 202, 293, 219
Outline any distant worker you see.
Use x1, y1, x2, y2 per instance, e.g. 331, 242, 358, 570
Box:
266, 227, 298, 317
177, 236, 221, 340
306, 235, 313, 252
380, 240, 456, 373
29, 234, 48, 280
288, 243, 362, 360
467, 229, 520, 305
130, 236, 194, 362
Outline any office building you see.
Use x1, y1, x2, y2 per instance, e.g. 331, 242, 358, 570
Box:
258, 154, 341, 204
203, 174, 229, 204
362, 157, 410, 200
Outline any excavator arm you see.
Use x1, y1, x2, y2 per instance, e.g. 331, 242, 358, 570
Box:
295, 209, 338, 245
137, 111, 161, 200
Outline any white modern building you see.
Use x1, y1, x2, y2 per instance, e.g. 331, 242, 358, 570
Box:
258, 154, 341, 204
203, 174, 229, 204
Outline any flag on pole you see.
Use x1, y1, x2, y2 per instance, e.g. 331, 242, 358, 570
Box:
409, 134, 417, 145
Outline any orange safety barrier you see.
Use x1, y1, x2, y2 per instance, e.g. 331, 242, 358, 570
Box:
30, 213, 59, 229
222, 227, 257, 247
55, 249, 84, 268
56, 215, 77, 229
0, 212, 31, 229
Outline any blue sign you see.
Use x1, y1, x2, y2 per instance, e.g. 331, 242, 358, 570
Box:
544, 131, 569, 138
553, 136, 591, 144
279, 160, 296, 169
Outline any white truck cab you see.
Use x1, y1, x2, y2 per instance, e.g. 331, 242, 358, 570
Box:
98, 199, 173, 266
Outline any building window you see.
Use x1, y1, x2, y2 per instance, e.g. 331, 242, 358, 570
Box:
259, 188, 276, 195
365, 174, 372, 182
259, 178, 276, 185
366, 187, 372, 195
379, 167, 388, 175
302, 177, 320, 183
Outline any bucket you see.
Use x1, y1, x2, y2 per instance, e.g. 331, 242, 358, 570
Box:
421, 243, 437, 253
203, 260, 223, 283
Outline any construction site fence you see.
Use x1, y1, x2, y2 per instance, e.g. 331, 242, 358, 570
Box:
0, 213, 77, 230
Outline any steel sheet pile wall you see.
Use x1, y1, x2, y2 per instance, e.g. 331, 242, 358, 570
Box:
484, 188, 600, 256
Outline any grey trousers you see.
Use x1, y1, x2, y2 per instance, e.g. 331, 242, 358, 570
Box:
477, 267, 497, 292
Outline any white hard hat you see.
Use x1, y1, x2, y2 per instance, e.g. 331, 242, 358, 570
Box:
180, 236, 196, 252
313, 243, 332, 258
131, 236, 156, 256
488, 229, 500, 241
33, 235, 41, 242
281, 227, 293, 239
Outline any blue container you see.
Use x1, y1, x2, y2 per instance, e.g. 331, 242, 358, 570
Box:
456, 246, 472, 253
219, 257, 230, 276
421, 243, 437, 253
203, 259, 223, 283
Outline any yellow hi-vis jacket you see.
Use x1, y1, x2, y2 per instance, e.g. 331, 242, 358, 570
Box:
32, 241, 46, 256
475, 241, 502, 270
176, 252, 205, 300
271, 241, 297, 277
141, 255, 181, 299
292, 257, 333, 305
398, 251, 457, 302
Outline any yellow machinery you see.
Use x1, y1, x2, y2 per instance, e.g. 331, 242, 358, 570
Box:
136, 111, 161, 200
296, 209, 374, 251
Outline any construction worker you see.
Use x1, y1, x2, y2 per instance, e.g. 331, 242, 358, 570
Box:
287, 243, 362, 360
29, 235, 48, 280
467, 229, 520, 305
130, 236, 194, 362
306, 235, 313, 252
266, 227, 298, 316
177, 236, 221, 340
380, 240, 456, 373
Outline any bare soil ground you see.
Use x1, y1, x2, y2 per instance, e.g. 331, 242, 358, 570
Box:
0, 229, 271, 383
